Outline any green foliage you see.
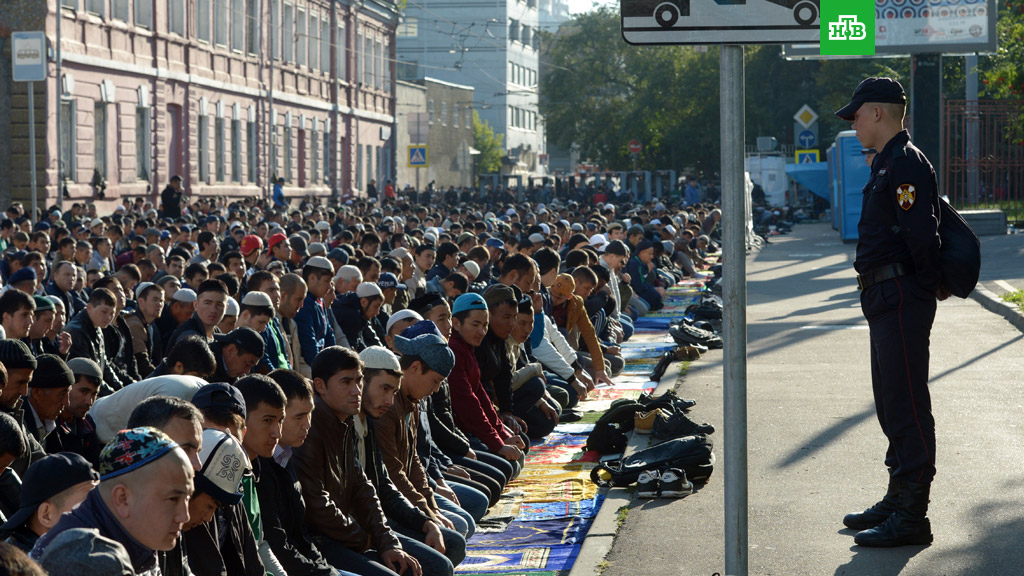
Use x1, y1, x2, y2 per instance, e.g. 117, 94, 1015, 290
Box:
472, 110, 504, 176
981, 0, 1024, 100
1002, 289, 1024, 311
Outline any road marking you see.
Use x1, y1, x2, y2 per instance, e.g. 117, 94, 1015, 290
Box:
799, 325, 868, 330
995, 280, 1017, 293
787, 253, 823, 258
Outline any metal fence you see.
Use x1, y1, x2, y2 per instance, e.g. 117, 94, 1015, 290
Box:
943, 99, 1024, 224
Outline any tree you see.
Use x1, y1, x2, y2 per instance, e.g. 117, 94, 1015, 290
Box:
473, 110, 504, 177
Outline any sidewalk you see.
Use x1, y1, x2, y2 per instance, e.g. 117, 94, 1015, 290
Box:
598, 222, 1024, 576
970, 232, 1024, 331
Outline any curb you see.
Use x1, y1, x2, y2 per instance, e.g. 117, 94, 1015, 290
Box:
568, 361, 684, 576
970, 284, 1024, 333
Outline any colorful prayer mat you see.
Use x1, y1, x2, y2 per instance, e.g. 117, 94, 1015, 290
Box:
517, 495, 606, 522
508, 464, 598, 503
456, 545, 580, 573
552, 423, 595, 434
467, 517, 592, 548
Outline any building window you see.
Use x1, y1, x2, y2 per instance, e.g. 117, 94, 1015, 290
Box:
310, 11, 320, 71
284, 126, 292, 181
169, 0, 185, 35
135, 0, 151, 27
366, 145, 373, 188
135, 106, 150, 180
466, 107, 472, 128
86, 0, 104, 17
270, 124, 278, 178
363, 36, 372, 87
375, 40, 383, 89
440, 102, 447, 126
112, 0, 128, 21
296, 9, 306, 66
232, 0, 244, 51
246, 0, 257, 53
59, 100, 76, 182
231, 119, 241, 182
215, 0, 228, 46
384, 41, 391, 92
321, 19, 330, 75
427, 100, 434, 125
198, 115, 209, 182
335, 23, 345, 78
297, 129, 306, 187
198, 0, 211, 42
355, 145, 362, 190
356, 32, 363, 84
311, 126, 319, 184
271, 0, 280, 58
61, 0, 77, 8
94, 102, 106, 179
323, 129, 330, 182
215, 116, 225, 182
509, 19, 519, 43
398, 17, 417, 37
453, 105, 459, 128
283, 3, 293, 62
247, 121, 257, 183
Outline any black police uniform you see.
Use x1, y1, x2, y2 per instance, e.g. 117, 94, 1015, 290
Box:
855, 128, 941, 486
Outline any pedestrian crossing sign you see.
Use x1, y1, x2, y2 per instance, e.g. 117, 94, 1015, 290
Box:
795, 149, 819, 164
408, 146, 428, 167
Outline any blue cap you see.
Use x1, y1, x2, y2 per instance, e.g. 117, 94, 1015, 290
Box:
160, 230, 171, 239
377, 272, 406, 291
452, 292, 487, 315
485, 238, 505, 250
400, 320, 445, 340
9, 267, 37, 285
394, 332, 455, 378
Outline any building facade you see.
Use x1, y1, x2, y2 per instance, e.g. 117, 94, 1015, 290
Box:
396, 0, 546, 178
0, 0, 399, 211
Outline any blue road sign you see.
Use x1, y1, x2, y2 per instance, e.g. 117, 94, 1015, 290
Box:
795, 149, 820, 164
12, 32, 46, 83
798, 129, 817, 148
408, 146, 428, 168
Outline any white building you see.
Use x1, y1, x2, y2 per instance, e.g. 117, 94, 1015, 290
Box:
396, 0, 548, 177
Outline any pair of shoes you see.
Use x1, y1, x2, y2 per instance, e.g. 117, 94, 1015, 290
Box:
639, 389, 697, 413
673, 345, 703, 361
649, 351, 674, 382
633, 409, 666, 435
853, 481, 933, 547
843, 469, 898, 530
559, 408, 584, 423
637, 468, 693, 499
652, 410, 715, 439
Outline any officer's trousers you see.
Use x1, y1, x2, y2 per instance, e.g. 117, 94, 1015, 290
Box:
860, 273, 937, 484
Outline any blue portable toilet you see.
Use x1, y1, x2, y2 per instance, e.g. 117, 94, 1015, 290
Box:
829, 130, 872, 243
827, 142, 838, 230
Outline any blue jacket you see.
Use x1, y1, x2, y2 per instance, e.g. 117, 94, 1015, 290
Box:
626, 255, 663, 310
259, 317, 291, 372
273, 183, 286, 208
293, 294, 335, 367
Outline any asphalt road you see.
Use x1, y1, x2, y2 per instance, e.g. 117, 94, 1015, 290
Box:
601, 222, 1024, 576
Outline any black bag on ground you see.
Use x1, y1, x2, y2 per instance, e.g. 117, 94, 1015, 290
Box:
586, 399, 644, 454
590, 434, 715, 487
937, 196, 981, 298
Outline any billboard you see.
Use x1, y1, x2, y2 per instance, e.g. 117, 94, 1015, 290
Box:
782, 0, 996, 58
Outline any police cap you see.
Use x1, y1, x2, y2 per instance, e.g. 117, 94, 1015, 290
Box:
835, 77, 907, 121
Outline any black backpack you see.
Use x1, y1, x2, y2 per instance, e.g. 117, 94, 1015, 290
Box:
585, 399, 644, 454
590, 435, 715, 487
937, 196, 981, 298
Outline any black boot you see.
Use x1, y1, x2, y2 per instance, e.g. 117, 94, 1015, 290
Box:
843, 471, 898, 530
854, 481, 933, 547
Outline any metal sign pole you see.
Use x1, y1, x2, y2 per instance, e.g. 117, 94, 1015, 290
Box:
720, 43, 748, 576
28, 82, 37, 218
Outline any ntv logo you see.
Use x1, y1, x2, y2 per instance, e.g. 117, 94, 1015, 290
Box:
828, 15, 867, 41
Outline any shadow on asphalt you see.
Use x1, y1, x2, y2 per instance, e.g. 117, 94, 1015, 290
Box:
929, 334, 1024, 386
925, 493, 1024, 574
833, 543, 928, 576
775, 406, 876, 469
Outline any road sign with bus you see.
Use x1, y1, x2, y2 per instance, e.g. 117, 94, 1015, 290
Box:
621, 0, 820, 45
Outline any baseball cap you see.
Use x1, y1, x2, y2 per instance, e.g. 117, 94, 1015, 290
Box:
67, 357, 103, 382
195, 429, 247, 506
835, 77, 907, 121
377, 272, 406, 291
327, 248, 350, 266
267, 233, 288, 251
172, 288, 197, 303
0, 452, 99, 531
359, 346, 402, 371
240, 235, 263, 256
452, 292, 488, 315
215, 327, 265, 358
97, 427, 179, 481
356, 282, 384, 299
393, 332, 455, 378
385, 309, 423, 335
191, 382, 247, 419
9, 267, 37, 285
484, 238, 505, 250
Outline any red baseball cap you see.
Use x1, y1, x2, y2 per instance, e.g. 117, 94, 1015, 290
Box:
240, 235, 263, 256
267, 233, 288, 251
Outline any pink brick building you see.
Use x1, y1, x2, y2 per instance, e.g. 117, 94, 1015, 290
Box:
0, 0, 398, 212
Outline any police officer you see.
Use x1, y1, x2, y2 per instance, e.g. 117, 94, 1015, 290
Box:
835, 77, 949, 548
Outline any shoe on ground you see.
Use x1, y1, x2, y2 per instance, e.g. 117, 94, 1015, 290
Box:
559, 408, 584, 423
658, 468, 693, 498
637, 470, 660, 498
639, 389, 697, 413
649, 351, 674, 382
634, 409, 663, 435
843, 473, 898, 530
652, 410, 715, 439
674, 345, 702, 361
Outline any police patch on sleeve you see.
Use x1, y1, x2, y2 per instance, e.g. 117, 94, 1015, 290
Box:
897, 184, 916, 211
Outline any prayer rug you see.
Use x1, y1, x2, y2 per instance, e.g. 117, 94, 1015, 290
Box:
456, 545, 580, 573
467, 517, 592, 548
508, 464, 598, 503
517, 495, 606, 522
